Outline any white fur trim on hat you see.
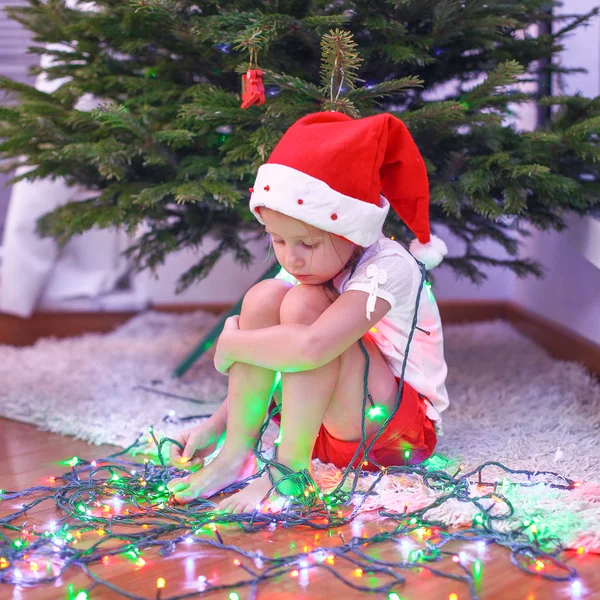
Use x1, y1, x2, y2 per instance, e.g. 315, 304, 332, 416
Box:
249, 163, 390, 247
409, 235, 448, 270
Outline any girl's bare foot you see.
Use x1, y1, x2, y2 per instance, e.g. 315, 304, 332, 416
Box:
216, 471, 278, 514
217, 463, 315, 514
169, 418, 225, 469
168, 452, 257, 504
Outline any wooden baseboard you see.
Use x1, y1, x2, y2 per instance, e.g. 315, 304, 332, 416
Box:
504, 302, 600, 378
0, 311, 137, 347
1, 301, 598, 376
437, 300, 508, 324
437, 301, 600, 377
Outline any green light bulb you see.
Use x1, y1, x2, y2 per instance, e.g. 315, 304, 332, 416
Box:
367, 405, 387, 420
388, 594, 402, 600
424, 280, 435, 302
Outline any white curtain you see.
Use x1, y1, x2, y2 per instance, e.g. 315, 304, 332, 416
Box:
0, 15, 148, 317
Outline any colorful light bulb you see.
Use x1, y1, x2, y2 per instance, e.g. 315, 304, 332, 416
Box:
424, 280, 435, 302
367, 405, 386, 420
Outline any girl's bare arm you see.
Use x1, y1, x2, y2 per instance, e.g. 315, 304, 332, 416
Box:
220, 290, 391, 373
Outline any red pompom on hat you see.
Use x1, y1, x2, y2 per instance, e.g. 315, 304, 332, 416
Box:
249, 111, 447, 269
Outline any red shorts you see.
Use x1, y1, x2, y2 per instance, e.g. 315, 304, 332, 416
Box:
268, 377, 437, 472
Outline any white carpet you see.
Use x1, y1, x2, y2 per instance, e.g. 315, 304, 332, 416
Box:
1, 311, 599, 551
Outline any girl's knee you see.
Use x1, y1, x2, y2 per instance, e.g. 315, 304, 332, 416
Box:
241, 279, 293, 327
279, 284, 332, 326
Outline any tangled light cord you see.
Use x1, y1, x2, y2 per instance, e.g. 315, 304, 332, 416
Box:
0, 259, 584, 599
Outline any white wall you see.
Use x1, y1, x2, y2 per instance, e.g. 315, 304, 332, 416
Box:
513, 214, 600, 344
141, 232, 273, 306
512, 0, 600, 345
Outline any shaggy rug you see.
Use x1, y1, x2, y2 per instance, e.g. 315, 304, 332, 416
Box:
1, 310, 599, 551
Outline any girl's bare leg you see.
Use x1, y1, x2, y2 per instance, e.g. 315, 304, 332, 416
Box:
217, 284, 341, 513
168, 280, 292, 504
217, 284, 399, 514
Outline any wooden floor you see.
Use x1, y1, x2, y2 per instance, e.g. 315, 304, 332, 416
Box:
0, 418, 598, 600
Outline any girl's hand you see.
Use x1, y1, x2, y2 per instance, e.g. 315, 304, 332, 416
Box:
168, 422, 221, 468
214, 316, 240, 375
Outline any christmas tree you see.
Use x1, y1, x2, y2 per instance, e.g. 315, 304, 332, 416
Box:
1, 0, 599, 292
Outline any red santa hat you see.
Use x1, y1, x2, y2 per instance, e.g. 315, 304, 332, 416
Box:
249, 111, 447, 270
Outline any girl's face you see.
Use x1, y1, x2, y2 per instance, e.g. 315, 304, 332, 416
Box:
260, 207, 356, 285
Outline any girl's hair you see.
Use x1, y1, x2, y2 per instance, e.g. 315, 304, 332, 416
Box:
322, 236, 365, 303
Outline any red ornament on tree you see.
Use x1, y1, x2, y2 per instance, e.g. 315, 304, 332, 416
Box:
241, 69, 265, 109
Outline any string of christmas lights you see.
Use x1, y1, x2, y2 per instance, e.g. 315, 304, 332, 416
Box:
0, 441, 586, 598
0, 258, 589, 599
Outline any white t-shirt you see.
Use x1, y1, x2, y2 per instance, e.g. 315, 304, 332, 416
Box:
276, 232, 450, 434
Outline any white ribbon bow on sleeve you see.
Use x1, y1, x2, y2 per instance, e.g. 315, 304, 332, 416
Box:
365, 264, 388, 320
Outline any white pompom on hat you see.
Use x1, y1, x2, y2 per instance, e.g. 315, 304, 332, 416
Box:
409, 235, 448, 270
249, 111, 447, 269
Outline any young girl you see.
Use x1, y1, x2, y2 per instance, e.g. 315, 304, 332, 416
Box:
167, 111, 450, 511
